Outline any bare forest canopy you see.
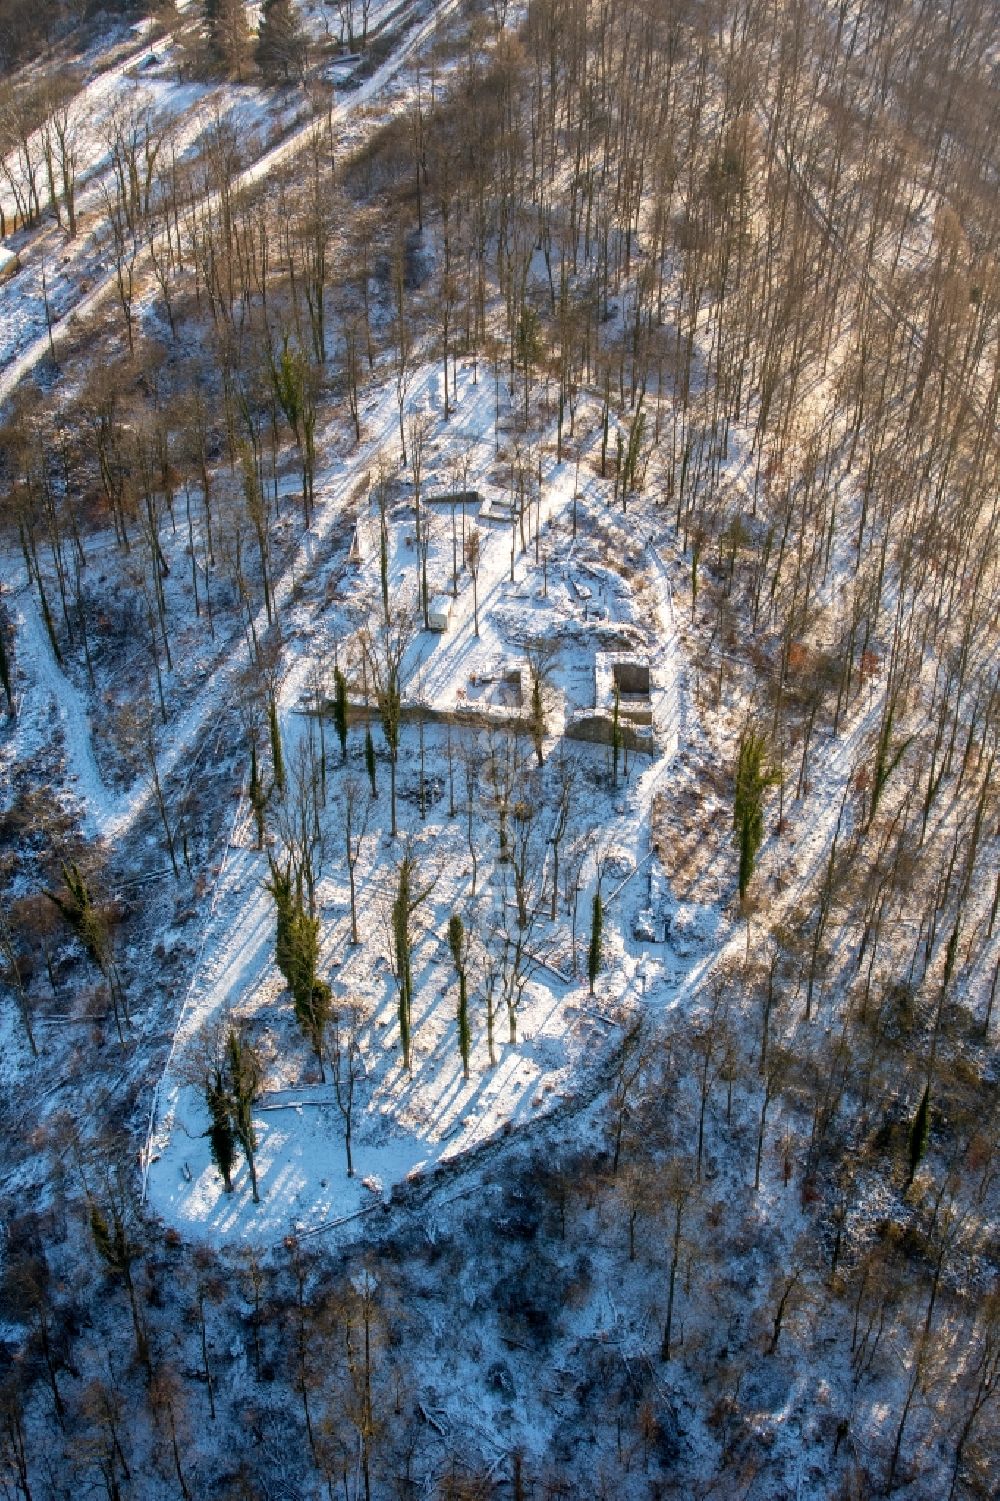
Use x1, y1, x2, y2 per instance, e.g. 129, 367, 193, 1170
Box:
0, 0, 148, 73
0, 0, 998, 1497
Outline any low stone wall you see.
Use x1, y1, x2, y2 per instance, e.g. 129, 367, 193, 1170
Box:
301, 701, 655, 754
302, 697, 536, 739
424, 490, 481, 508
564, 711, 656, 755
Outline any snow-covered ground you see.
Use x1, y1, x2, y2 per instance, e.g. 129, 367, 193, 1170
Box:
112, 265, 917, 1254
141, 360, 695, 1245
0, 8, 995, 1494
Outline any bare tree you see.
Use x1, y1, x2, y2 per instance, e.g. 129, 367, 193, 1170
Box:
465, 526, 482, 636
660, 1158, 697, 1362
361, 604, 416, 839
383, 840, 437, 1072
331, 1000, 366, 1178
340, 772, 370, 946
408, 412, 432, 627
525, 636, 560, 768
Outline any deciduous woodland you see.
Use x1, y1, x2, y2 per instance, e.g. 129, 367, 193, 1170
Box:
0, 0, 998, 1496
